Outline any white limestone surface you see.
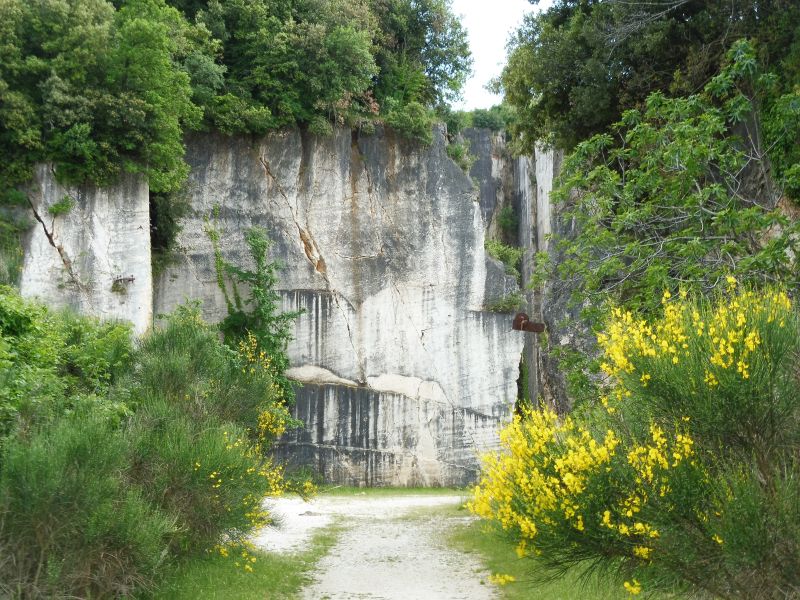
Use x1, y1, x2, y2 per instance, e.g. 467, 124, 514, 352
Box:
534, 144, 555, 254
19, 165, 152, 334
154, 127, 524, 486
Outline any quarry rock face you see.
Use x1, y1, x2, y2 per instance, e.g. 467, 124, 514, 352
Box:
19, 165, 152, 335
154, 126, 524, 486
15, 126, 576, 485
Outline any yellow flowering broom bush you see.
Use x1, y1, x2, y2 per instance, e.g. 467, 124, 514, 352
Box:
127, 306, 309, 555
471, 284, 800, 599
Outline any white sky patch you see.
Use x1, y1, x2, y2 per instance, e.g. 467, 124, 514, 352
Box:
450, 0, 553, 110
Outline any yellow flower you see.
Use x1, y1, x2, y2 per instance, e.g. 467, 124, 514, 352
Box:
488, 573, 516, 586
624, 580, 642, 595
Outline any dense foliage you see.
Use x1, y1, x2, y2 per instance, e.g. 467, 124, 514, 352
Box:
0, 0, 201, 193
501, 0, 800, 154
537, 41, 800, 327
472, 285, 800, 599
0, 0, 471, 198
0, 285, 303, 598
473, 7, 800, 595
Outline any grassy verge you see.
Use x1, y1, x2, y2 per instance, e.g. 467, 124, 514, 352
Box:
399, 494, 629, 598
150, 522, 343, 600
449, 518, 625, 600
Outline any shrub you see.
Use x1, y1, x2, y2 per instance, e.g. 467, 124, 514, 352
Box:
485, 239, 523, 281
496, 205, 518, 239
440, 105, 469, 139
446, 139, 474, 173
0, 290, 303, 597
0, 287, 133, 441
471, 285, 800, 599
131, 305, 279, 427
46, 196, 74, 217
384, 101, 434, 146
58, 311, 133, 397
0, 226, 23, 287
125, 304, 296, 555
0, 281, 311, 598
208, 226, 303, 407
127, 401, 275, 555
485, 292, 523, 314
0, 414, 173, 599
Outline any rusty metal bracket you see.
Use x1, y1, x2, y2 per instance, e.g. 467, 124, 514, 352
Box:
512, 312, 545, 333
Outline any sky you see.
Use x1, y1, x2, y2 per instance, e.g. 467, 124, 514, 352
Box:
450, 0, 553, 110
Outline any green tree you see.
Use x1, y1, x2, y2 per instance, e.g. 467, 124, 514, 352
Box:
501, 0, 800, 152
0, 0, 202, 192
371, 0, 471, 108
540, 41, 800, 326
192, 0, 379, 132
0, 0, 475, 200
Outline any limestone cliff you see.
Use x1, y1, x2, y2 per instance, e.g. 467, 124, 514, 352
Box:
19, 165, 152, 334
153, 126, 524, 486
15, 125, 576, 484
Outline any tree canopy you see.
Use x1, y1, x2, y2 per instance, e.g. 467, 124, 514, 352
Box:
541, 41, 800, 326
501, 0, 800, 152
0, 0, 471, 193
0, 0, 201, 193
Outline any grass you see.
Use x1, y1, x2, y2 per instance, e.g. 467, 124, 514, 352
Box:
149, 522, 343, 600
449, 518, 625, 600
399, 494, 629, 598
149, 487, 464, 598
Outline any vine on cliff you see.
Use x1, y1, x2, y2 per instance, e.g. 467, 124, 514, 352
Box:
206, 217, 303, 405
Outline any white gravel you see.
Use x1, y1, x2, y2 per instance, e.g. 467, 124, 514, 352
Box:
253, 493, 498, 600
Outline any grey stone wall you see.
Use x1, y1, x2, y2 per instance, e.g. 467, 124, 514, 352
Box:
154, 126, 524, 486
16, 125, 532, 486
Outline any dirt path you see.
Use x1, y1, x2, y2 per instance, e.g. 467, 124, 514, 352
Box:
254, 493, 497, 600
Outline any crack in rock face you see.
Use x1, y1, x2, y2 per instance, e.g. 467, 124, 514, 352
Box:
299, 227, 326, 274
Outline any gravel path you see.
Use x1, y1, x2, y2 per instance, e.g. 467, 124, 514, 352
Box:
253, 493, 497, 600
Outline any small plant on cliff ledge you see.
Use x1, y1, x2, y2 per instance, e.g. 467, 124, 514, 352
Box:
207, 222, 302, 405
446, 139, 475, 173
485, 239, 523, 281
485, 292, 523, 314
47, 195, 75, 217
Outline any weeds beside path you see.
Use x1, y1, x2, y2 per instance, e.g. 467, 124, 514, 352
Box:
154, 488, 628, 599
151, 523, 341, 599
